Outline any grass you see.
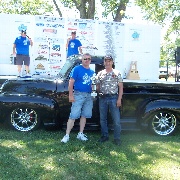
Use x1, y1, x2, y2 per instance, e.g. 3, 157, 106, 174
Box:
0, 125, 180, 180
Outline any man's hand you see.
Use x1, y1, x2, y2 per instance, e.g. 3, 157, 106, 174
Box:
79, 47, 83, 54
29, 38, 33, 46
69, 94, 75, 102
116, 98, 122, 107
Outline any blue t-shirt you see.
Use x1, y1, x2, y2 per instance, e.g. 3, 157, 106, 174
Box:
67, 38, 82, 57
14, 36, 30, 55
70, 65, 95, 93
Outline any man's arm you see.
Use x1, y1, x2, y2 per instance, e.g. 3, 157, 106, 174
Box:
13, 44, 16, 55
29, 38, 33, 46
66, 38, 71, 50
68, 78, 75, 102
117, 82, 123, 107
79, 46, 83, 54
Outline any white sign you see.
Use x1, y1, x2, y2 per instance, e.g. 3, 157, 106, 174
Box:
0, 14, 161, 80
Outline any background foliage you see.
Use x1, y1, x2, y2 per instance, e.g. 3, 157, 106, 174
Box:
0, 0, 53, 15
135, 0, 180, 66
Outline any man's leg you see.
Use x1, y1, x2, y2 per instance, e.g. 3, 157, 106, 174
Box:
77, 93, 92, 141
16, 55, 23, 76
24, 56, 30, 74
25, 65, 30, 73
77, 116, 88, 141
61, 119, 75, 143
98, 97, 109, 142
79, 116, 86, 133
109, 96, 121, 144
17, 65, 22, 74
80, 94, 93, 133
66, 119, 75, 135
61, 91, 82, 143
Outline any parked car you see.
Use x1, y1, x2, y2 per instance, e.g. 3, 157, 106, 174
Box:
159, 67, 168, 79
0, 55, 180, 136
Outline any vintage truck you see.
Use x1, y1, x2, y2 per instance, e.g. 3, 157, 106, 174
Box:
0, 55, 180, 136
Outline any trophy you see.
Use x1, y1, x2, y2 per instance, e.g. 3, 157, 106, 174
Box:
91, 74, 97, 98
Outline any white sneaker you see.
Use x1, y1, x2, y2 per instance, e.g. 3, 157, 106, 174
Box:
17, 72, 23, 78
77, 132, 88, 141
25, 73, 31, 77
61, 134, 69, 143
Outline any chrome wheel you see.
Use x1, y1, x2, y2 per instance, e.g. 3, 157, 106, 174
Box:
151, 112, 177, 136
11, 108, 39, 132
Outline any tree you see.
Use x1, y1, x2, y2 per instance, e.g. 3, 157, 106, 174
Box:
60, 0, 130, 21
1, 0, 131, 22
135, 0, 180, 65
136, 0, 180, 33
61, 0, 95, 19
52, 0, 62, 17
101, 0, 130, 22
0, 0, 53, 15
135, 0, 180, 42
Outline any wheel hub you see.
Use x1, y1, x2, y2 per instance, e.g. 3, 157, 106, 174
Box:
11, 108, 38, 132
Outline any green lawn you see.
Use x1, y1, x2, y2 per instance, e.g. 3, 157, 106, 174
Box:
0, 125, 180, 180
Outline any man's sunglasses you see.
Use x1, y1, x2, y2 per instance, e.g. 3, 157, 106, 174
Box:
83, 58, 91, 61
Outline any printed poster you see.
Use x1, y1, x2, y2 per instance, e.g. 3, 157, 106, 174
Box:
33, 15, 66, 76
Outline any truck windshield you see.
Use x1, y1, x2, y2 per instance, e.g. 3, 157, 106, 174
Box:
58, 55, 82, 78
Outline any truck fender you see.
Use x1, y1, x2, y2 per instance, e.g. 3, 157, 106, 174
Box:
141, 99, 180, 125
0, 94, 60, 125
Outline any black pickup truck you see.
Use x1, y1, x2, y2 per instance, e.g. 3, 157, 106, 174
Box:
0, 55, 180, 136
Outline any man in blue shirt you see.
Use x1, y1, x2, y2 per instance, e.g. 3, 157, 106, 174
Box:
66, 31, 83, 57
61, 53, 94, 143
13, 30, 33, 77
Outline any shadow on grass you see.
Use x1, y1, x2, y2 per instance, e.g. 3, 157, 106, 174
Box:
0, 144, 41, 179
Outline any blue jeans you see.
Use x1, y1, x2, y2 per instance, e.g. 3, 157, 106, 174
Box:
99, 95, 121, 139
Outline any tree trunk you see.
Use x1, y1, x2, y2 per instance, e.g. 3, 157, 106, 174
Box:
75, 0, 95, 19
52, 0, 62, 17
87, 0, 95, 19
114, 0, 129, 22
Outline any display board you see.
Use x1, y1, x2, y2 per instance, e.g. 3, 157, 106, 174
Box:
0, 14, 161, 80
33, 15, 66, 75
